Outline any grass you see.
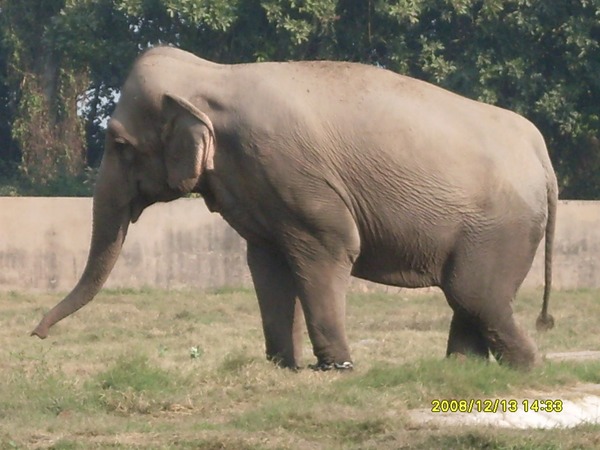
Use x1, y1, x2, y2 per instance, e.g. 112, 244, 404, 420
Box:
1, 287, 600, 448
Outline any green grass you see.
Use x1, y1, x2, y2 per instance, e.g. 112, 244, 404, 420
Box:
1, 287, 600, 448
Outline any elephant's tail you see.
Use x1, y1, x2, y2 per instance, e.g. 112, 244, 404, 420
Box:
536, 172, 557, 331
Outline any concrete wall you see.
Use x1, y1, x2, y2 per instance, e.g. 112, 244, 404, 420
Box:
0, 197, 598, 292
528, 200, 600, 289
0, 197, 250, 292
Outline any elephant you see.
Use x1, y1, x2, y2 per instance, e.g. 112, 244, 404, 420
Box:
31, 46, 557, 371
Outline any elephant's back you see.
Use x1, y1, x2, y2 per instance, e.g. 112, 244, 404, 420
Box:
230, 60, 550, 221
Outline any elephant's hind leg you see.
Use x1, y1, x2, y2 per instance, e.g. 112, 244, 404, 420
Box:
247, 243, 305, 369
442, 231, 540, 370
484, 317, 539, 369
444, 287, 538, 370
446, 310, 490, 360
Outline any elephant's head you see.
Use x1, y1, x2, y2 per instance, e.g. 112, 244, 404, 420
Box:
31, 62, 216, 338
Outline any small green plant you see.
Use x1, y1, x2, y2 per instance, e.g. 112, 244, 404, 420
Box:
189, 346, 203, 359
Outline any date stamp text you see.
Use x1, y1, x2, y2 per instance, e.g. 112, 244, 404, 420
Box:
431, 398, 563, 413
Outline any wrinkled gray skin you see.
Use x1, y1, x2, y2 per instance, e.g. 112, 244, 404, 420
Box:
32, 47, 557, 370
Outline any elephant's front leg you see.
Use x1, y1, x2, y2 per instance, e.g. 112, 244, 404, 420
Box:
282, 229, 356, 370
247, 243, 304, 369
291, 254, 354, 370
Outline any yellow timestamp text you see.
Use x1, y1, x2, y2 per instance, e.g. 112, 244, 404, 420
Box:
431, 398, 563, 413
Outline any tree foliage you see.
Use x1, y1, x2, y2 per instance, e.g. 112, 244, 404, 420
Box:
0, 0, 88, 190
0, 0, 598, 197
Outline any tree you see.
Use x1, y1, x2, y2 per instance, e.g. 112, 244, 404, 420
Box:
48, 0, 140, 167
0, 0, 88, 190
0, 23, 17, 171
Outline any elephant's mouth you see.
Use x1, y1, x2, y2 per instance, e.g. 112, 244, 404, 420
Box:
130, 182, 183, 223
130, 196, 150, 223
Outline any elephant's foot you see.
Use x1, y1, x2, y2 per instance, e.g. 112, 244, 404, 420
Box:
308, 361, 354, 371
446, 312, 490, 360
486, 326, 540, 371
247, 244, 305, 372
446, 353, 469, 362
267, 353, 301, 371
446, 341, 490, 360
445, 304, 538, 370
494, 348, 540, 371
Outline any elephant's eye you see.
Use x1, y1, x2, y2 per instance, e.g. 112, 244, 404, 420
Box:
114, 139, 135, 163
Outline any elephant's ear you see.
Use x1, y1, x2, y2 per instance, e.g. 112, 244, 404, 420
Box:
161, 93, 215, 193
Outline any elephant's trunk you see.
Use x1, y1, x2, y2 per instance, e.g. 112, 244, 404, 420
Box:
31, 166, 132, 339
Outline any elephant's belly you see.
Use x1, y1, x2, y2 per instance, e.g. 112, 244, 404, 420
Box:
351, 251, 442, 289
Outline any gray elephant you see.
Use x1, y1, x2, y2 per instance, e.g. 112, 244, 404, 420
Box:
32, 46, 557, 371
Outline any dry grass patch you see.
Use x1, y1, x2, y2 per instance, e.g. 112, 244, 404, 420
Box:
0, 287, 599, 448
